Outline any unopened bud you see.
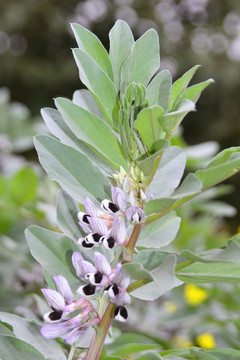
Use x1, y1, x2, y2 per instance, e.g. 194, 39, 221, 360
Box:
129, 190, 136, 206
140, 171, 145, 183
120, 166, 127, 177
122, 176, 130, 192
140, 189, 147, 203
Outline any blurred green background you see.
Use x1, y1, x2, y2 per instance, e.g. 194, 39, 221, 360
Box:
0, 0, 240, 229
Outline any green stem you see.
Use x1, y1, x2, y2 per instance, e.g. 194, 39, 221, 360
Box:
122, 223, 144, 263
175, 260, 192, 272
67, 344, 76, 360
85, 302, 115, 360
127, 279, 151, 292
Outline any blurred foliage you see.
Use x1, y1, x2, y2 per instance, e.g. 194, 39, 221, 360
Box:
0, 89, 58, 312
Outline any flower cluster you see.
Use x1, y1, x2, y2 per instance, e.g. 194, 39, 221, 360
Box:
77, 186, 146, 249
40, 184, 146, 343
40, 275, 99, 344
72, 251, 131, 322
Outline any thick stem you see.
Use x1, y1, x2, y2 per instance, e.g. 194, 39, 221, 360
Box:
85, 302, 115, 360
122, 223, 144, 263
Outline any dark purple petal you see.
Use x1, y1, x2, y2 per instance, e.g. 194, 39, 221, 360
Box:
101, 199, 119, 214
77, 283, 96, 296
44, 310, 63, 323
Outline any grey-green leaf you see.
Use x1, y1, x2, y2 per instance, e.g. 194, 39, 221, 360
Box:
196, 147, 240, 190
137, 351, 163, 360
72, 89, 104, 120
137, 212, 181, 248
145, 197, 176, 215
34, 134, 110, 203
130, 254, 182, 300
146, 70, 172, 110
0, 335, 46, 360
120, 29, 160, 92
55, 97, 126, 169
182, 78, 214, 104
132, 250, 169, 272
169, 65, 201, 110
72, 48, 119, 126
41, 107, 112, 176
146, 146, 186, 198
25, 225, 79, 286
161, 98, 195, 139
0, 313, 66, 360
109, 19, 134, 91
135, 106, 165, 152
71, 23, 113, 79
57, 190, 84, 241
172, 173, 202, 199
122, 262, 154, 281
137, 140, 169, 176
180, 241, 240, 264
176, 261, 240, 284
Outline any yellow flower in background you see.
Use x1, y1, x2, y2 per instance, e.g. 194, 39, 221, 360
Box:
173, 336, 194, 349
196, 333, 216, 349
164, 300, 177, 314
184, 284, 208, 306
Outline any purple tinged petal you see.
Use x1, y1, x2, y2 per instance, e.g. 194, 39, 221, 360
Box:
111, 186, 127, 211
83, 196, 98, 217
94, 252, 111, 277
41, 289, 65, 310
72, 252, 96, 279
64, 327, 86, 344
78, 221, 92, 234
126, 206, 146, 223
88, 217, 108, 235
110, 264, 130, 288
41, 320, 74, 339
81, 260, 96, 275
53, 275, 73, 303
110, 217, 126, 245
111, 291, 131, 306
72, 252, 84, 279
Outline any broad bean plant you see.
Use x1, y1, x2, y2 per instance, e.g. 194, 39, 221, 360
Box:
2, 20, 240, 360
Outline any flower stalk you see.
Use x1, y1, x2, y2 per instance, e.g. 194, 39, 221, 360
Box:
122, 223, 144, 263
85, 302, 116, 360
67, 344, 76, 360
